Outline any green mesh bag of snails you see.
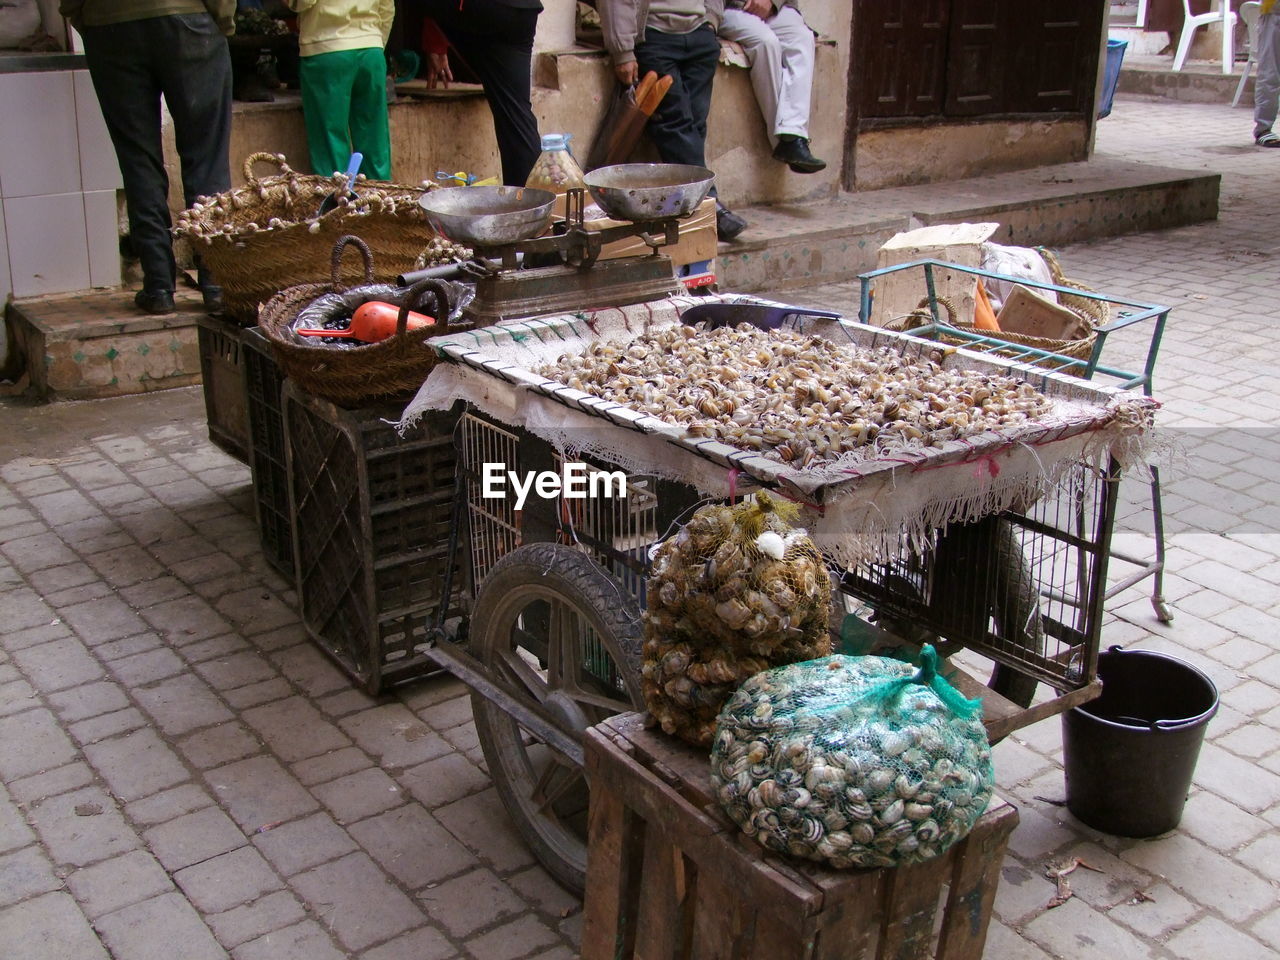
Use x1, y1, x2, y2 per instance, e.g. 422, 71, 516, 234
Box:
643, 491, 832, 748
709, 646, 993, 869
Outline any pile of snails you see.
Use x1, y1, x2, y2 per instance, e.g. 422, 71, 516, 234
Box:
643, 493, 832, 747
710, 654, 994, 869
537, 324, 1052, 468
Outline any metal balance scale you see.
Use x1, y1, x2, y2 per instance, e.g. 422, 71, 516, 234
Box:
417, 163, 715, 326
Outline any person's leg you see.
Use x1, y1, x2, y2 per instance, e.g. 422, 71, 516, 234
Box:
719, 8, 783, 145
156, 13, 233, 206
348, 47, 393, 179
1255, 13, 1280, 143
81, 21, 175, 302
299, 51, 358, 176
635, 26, 719, 168
425, 0, 541, 185
769, 6, 815, 140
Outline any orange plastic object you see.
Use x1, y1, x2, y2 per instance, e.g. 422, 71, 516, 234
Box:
296, 301, 435, 342
973, 279, 1000, 332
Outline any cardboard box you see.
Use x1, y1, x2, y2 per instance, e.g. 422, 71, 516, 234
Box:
581, 197, 717, 269
869, 222, 1000, 327
997, 284, 1090, 340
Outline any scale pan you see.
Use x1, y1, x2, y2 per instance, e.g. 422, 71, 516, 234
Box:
418, 185, 557, 246
583, 164, 714, 222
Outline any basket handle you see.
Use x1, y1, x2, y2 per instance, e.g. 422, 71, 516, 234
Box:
243, 152, 294, 185
399, 277, 454, 339
330, 235, 376, 291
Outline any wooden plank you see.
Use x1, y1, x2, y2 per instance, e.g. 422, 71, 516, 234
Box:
634, 838, 690, 960
582, 731, 643, 960
810, 870, 884, 960
689, 867, 757, 960
876, 853, 953, 960
981, 681, 1101, 744
936, 802, 1020, 960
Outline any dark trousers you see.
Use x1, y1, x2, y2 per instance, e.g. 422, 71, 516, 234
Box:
423, 0, 542, 185
634, 24, 719, 179
82, 14, 232, 294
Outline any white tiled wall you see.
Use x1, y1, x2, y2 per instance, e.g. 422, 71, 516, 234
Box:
0, 71, 82, 199
0, 67, 122, 299
73, 70, 122, 193
0, 201, 11, 307
84, 189, 120, 289
4, 194, 91, 298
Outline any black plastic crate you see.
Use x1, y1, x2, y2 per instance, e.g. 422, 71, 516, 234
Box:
240, 329, 292, 579
196, 316, 249, 464
283, 382, 467, 694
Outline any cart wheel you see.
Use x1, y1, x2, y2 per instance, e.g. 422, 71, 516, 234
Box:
986, 520, 1045, 708
469, 543, 642, 893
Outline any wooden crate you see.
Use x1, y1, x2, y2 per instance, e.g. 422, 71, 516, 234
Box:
583, 714, 1018, 960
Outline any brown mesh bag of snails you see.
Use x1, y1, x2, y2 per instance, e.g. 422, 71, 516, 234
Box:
642, 491, 833, 747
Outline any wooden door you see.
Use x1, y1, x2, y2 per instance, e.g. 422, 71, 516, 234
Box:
857, 0, 950, 118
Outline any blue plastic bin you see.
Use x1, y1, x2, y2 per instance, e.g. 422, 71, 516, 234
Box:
1098, 38, 1127, 119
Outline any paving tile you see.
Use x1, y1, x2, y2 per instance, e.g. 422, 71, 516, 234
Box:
48, 680, 129, 722
266, 643, 351, 698
69, 706, 149, 747
314, 687, 379, 719
340, 703, 453, 770
7, 761, 96, 806
1105, 880, 1200, 940
94, 633, 164, 663
105, 645, 187, 685
206, 890, 307, 950
0, 789, 36, 854
1, 532, 79, 575
417, 695, 474, 732
28, 786, 140, 868
143, 806, 247, 873
182, 635, 251, 665
84, 544, 164, 588
360, 925, 458, 960
291, 747, 372, 788
179, 722, 264, 771
1022, 894, 1156, 960
0, 679, 38, 717
289, 851, 424, 951
463, 914, 560, 960
175, 846, 284, 914
65, 849, 174, 919
312, 766, 407, 825
399, 753, 491, 810
215, 585, 297, 636
95, 892, 227, 960
118, 576, 190, 609
0, 707, 79, 781
417, 867, 527, 939
223, 677, 294, 711
57, 595, 149, 644
27, 561, 97, 595
132, 673, 234, 737
507, 865, 582, 920
0, 845, 62, 907
231, 919, 348, 960
252, 811, 359, 878
204, 756, 319, 833
242, 696, 352, 764
0, 891, 110, 960
349, 805, 478, 890
82, 727, 189, 802
1166, 914, 1273, 960
11, 634, 104, 693
1192, 742, 1280, 814
1121, 831, 1276, 922
125, 783, 215, 827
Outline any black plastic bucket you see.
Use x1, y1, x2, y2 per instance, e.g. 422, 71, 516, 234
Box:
1063, 645, 1218, 837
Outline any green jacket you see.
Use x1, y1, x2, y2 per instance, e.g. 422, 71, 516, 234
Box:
60, 0, 236, 36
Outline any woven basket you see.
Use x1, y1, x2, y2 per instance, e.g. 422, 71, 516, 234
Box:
258, 236, 456, 407
175, 153, 438, 325
886, 254, 1108, 371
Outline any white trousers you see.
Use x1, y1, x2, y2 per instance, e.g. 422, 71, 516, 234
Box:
1256, 12, 1280, 139
719, 6, 815, 145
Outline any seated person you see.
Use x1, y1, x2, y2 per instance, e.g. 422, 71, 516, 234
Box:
719, 0, 824, 173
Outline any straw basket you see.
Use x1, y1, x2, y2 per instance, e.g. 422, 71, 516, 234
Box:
174, 153, 438, 325
886, 251, 1108, 370
258, 236, 455, 407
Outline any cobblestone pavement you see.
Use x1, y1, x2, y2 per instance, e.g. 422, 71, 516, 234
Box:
2, 90, 1279, 959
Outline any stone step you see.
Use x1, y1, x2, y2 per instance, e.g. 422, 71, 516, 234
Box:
716, 156, 1219, 294
4, 287, 207, 401
1119, 53, 1254, 104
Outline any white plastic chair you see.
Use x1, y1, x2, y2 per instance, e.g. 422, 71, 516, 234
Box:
1234, 1, 1262, 106
1173, 0, 1238, 74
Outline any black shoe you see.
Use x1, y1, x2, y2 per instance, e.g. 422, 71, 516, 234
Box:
134, 289, 175, 315
772, 135, 826, 174
202, 285, 224, 315
716, 203, 748, 242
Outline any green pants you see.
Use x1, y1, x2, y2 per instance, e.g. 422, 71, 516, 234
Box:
299, 47, 392, 180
